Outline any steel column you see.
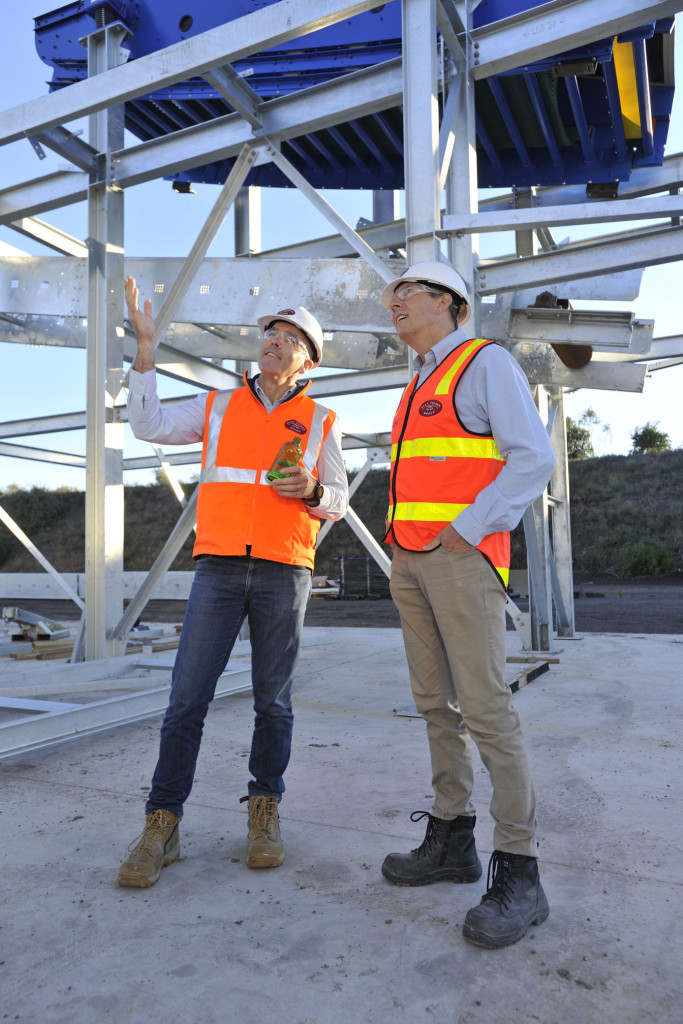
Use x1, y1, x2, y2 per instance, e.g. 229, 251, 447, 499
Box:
84, 22, 129, 660
524, 385, 555, 653
444, 3, 479, 333
514, 189, 554, 651
547, 388, 575, 637
402, 0, 441, 264
234, 186, 262, 256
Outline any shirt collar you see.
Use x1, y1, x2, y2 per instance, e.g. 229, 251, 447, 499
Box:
414, 327, 474, 372
253, 374, 303, 409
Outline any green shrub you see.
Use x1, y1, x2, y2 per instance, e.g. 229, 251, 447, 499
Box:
4, 486, 69, 534
619, 538, 676, 578
630, 422, 671, 454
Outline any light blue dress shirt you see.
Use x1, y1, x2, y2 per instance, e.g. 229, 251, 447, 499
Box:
411, 329, 556, 547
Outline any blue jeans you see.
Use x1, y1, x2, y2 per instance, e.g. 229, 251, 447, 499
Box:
146, 554, 312, 817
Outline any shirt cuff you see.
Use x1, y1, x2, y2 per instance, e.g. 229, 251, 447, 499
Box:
451, 508, 484, 548
128, 367, 156, 394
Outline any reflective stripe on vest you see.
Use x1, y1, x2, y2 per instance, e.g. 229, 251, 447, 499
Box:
388, 501, 470, 522
432, 338, 484, 396
387, 339, 510, 588
390, 436, 505, 462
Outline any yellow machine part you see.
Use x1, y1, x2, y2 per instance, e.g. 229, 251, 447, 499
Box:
613, 38, 644, 140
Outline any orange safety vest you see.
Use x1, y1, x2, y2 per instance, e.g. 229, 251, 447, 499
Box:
193, 374, 336, 569
385, 339, 510, 588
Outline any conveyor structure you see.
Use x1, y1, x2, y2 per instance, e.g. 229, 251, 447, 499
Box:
34, 0, 675, 190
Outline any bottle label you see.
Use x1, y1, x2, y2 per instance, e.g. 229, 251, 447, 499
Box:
267, 464, 296, 480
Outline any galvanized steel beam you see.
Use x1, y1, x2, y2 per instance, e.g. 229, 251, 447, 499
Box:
0, 255, 399, 331
7, 218, 88, 257
0, 172, 89, 226
546, 389, 574, 638
0, 664, 252, 760
477, 224, 683, 294
83, 21, 129, 661
443, 195, 683, 235
29, 126, 98, 173
402, 0, 442, 264
469, 0, 681, 80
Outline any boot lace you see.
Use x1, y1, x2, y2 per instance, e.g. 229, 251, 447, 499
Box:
481, 851, 515, 909
127, 809, 174, 854
409, 810, 448, 862
242, 795, 279, 839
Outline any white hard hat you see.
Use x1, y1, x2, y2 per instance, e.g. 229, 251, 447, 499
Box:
257, 305, 324, 364
381, 260, 471, 325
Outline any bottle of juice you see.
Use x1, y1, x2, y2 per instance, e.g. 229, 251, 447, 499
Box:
266, 436, 303, 481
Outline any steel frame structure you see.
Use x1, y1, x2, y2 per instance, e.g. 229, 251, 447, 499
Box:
2, 0, 683, 754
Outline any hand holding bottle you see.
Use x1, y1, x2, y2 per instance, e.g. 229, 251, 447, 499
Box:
267, 438, 318, 500
270, 463, 318, 500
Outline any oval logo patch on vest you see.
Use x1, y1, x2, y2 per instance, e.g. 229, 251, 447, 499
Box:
418, 400, 443, 417
285, 419, 307, 435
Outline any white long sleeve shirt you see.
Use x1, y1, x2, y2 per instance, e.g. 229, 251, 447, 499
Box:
127, 369, 348, 521
413, 329, 556, 547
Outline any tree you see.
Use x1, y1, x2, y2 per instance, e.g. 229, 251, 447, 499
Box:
566, 407, 612, 459
566, 417, 594, 460
630, 422, 671, 455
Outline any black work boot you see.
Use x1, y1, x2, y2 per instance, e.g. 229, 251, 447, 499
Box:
462, 850, 550, 948
381, 811, 482, 886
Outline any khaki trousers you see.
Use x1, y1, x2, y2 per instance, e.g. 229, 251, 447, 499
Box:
390, 545, 538, 857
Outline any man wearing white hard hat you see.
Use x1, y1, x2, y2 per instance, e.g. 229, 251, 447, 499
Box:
379, 260, 555, 949
117, 277, 348, 887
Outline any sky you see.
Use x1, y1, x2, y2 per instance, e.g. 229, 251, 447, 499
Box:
1, 7, 682, 493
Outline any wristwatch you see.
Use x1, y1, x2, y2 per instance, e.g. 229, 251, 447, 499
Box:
303, 481, 324, 507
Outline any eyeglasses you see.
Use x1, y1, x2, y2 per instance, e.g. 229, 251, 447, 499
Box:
263, 327, 309, 356
392, 283, 440, 302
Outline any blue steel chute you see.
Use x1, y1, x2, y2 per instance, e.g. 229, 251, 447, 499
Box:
34, 0, 675, 190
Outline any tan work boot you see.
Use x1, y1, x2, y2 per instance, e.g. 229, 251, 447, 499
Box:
245, 795, 284, 868
117, 809, 181, 888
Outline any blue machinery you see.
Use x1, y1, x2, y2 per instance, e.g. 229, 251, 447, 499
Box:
35, 0, 675, 190
1, 0, 683, 687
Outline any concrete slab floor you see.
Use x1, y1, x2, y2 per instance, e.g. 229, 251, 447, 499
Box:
1, 627, 681, 1024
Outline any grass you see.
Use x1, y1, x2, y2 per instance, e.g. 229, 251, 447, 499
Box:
1, 449, 682, 579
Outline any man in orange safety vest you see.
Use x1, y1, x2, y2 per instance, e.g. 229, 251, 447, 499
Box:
117, 276, 348, 888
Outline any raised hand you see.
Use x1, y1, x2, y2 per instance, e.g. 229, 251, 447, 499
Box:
125, 275, 156, 372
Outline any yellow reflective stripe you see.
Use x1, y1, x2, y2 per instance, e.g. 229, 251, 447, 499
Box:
388, 501, 470, 522
497, 567, 510, 586
433, 339, 485, 396
391, 436, 504, 461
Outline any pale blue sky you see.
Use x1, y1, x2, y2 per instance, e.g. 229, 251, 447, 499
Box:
1, 8, 681, 492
